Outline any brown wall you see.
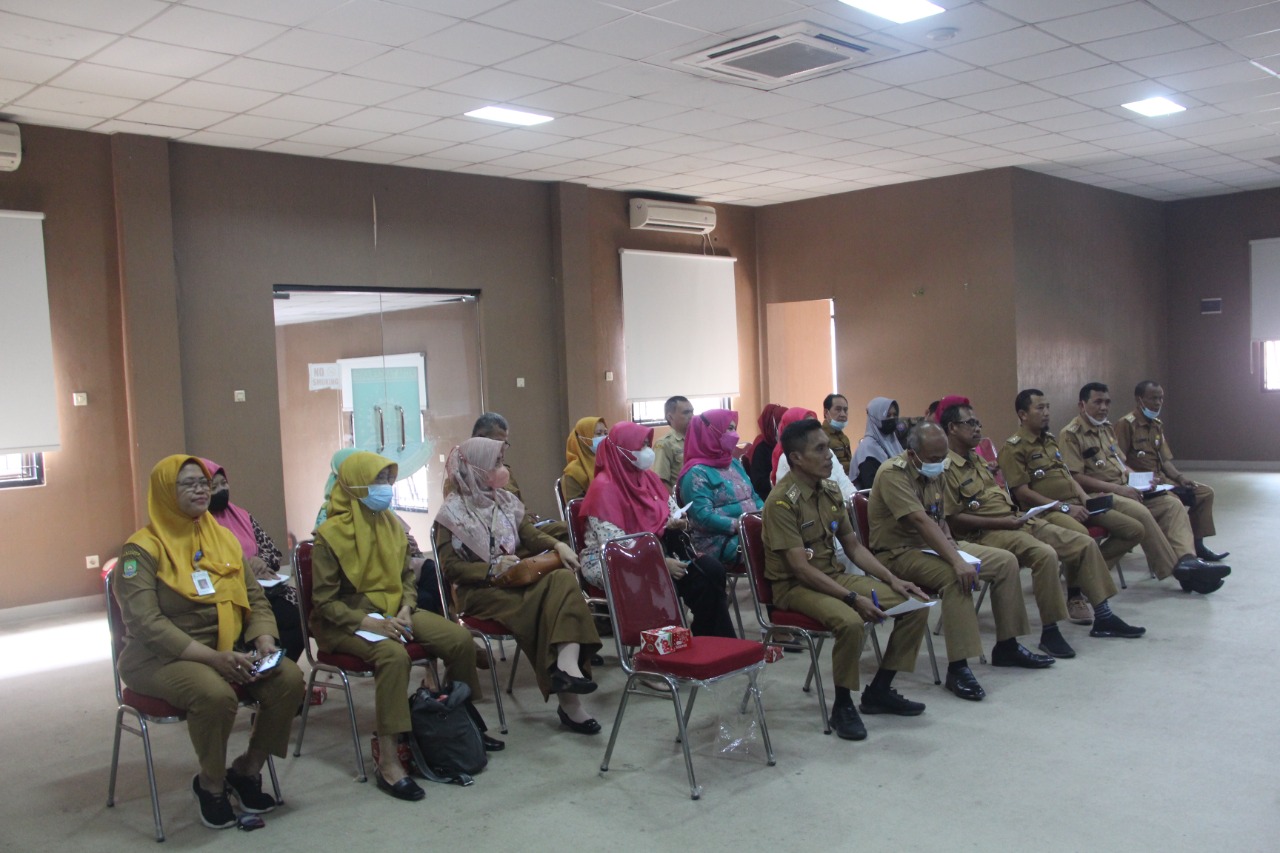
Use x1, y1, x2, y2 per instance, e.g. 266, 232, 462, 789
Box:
1010, 170, 1167, 438
0, 125, 134, 608
1164, 188, 1280, 461
755, 169, 1019, 426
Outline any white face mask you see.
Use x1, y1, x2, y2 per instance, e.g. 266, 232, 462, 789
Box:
630, 446, 656, 471
1085, 412, 1109, 427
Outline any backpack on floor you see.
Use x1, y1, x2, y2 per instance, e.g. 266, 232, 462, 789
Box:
406, 680, 487, 786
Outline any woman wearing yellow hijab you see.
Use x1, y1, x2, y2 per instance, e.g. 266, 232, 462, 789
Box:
309, 450, 483, 802
560, 416, 608, 501
115, 455, 305, 831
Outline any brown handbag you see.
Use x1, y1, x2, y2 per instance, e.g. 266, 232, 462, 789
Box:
490, 550, 563, 588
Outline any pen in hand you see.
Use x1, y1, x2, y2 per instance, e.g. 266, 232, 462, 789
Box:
871, 590, 885, 623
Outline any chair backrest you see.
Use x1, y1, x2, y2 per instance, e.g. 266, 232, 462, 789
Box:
600, 532, 683, 666
554, 478, 568, 521
566, 497, 586, 553
739, 512, 773, 608
292, 540, 320, 666
852, 489, 872, 545
975, 437, 1008, 488
103, 569, 127, 704
429, 523, 461, 620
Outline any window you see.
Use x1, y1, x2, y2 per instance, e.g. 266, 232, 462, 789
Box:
630, 396, 731, 426
0, 452, 44, 489
1265, 341, 1280, 391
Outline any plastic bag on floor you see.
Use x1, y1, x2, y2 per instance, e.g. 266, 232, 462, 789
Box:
688, 665, 772, 761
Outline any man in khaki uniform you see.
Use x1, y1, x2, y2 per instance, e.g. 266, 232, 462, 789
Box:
1115, 380, 1228, 561
939, 402, 1143, 659
870, 422, 1053, 703
469, 412, 569, 544
1061, 383, 1229, 596
653, 396, 693, 493
822, 393, 854, 475
763, 418, 931, 741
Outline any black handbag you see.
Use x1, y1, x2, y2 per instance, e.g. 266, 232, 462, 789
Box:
662, 528, 700, 563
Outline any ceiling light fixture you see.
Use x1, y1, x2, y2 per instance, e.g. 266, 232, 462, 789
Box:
463, 106, 553, 126
1121, 96, 1186, 117
838, 0, 945, 25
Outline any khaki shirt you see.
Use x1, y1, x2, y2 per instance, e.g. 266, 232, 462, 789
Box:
1060, 415, 1127, 486
653, 431, 685, 490
942, 448, 1017, 519
761, 471, 851, 585
824, 422, 852, 472
1115, 410, 1174, 475
868, 451, 944, 553
997, 425, 1077, 504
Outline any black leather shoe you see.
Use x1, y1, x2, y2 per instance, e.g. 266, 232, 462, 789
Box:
990, 642, 1055, 668
375, 770, 425, 802
557, 706, 602, 735
548, 665, 598, 695
1173, 556, 1231, 582
224, 768, 277, 814
831, 702, 868, 740
945, 666, 985, 701
1090, 614, 1146, 638
1196, 546, 1229, 562
590, 653, 605, 666
1038, 629, 1076, 659
481, 733, 505, 752
859, 687, 925, 716
1179, 576, 1224, 595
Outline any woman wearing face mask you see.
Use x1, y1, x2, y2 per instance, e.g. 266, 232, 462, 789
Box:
202, 459, 304, 666
580, 422, 736, 638
560, 416, 608, 501
436, 437, 604, 735
677, 409, 763, 565
852, 398, 904, 490
309, 451, 484, 802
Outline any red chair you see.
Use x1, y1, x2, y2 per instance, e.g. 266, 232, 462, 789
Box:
554, 477, 569, 521
292, 540, 434, 781
975, 438, 1007, 488
599, 532, 775, 800
105, 569, 281, 842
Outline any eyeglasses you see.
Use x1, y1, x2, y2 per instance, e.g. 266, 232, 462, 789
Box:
177, 478, 212, 492
960, 419, 982, 429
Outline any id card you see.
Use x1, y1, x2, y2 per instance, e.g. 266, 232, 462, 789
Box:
191, 570, 215, 596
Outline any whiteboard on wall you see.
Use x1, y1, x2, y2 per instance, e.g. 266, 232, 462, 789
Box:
1250, 238, 1280, 341
620, 249, 739, 401
0, 211, 59, 453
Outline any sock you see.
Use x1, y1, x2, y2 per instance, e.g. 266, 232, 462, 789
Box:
947, 659, 969, 673
1067, 586, 1082, 599
834, 686, 853, 707
556, 643, 583, 677
993, 637, 1017, 652
1093, 599, 1113, 621
868, 669, 896, 693
1041, 623, 1061, 639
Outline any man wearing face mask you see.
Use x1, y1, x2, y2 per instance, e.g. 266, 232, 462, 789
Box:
1115, 381, 1227, 562
870, 423, 1049, 703
822, 394, 854, 476
1061, 383, 1228, 595
468, 412, 571, 545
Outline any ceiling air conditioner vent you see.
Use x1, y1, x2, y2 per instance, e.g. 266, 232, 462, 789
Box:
675, 23, 903, 90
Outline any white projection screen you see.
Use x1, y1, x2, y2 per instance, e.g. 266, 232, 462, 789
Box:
0, 210, 59, 453
619, 249, 738, 401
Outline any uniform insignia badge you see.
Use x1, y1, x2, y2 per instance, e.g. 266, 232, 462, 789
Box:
967, 500, 980, 511
1033, 469, 1045, 479
122, 559, 138, 578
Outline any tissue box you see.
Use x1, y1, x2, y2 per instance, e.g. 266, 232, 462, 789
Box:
639, 625, 691, 656
763, 644, 784, 663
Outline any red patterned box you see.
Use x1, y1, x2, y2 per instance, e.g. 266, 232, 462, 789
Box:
763, 644, 784, 663
639, 625, 691, 656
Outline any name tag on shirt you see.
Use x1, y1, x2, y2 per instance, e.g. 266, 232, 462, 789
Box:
191, 570, 215, 596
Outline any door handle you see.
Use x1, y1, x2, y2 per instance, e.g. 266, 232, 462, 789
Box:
395, 404, 406, 452
373, 405, 385, 453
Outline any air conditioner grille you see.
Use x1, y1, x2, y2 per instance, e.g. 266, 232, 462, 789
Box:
723, 42, 849, 80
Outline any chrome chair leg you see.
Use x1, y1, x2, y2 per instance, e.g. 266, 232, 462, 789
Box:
505, 646, 521, 695
600, 674, 638, 771
869, 624, 883, 665
749, 670, 776, 766
138, 717, 164, 842
265, 755, 282, 805
476, 635, 508, 734
669, 683, 701, 800
802, 637, 826, 693
107, 707, 125, 807
334, 671, 366, 782
923, 628, 941, 684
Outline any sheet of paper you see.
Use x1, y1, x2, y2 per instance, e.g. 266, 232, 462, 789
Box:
1021, 501, 1060, 520
1128, 472, 1154, 489
923, 549, 982, 566
670, 501, 694, 520
355, 613, 393, 643
256, 572, 289, 588
882, 598, 938, 617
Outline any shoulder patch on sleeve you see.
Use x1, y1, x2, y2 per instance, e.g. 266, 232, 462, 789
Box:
1062, 421, 1080, 433
785, 483, 801, 503
1120, 412, 1136, 423
1005, 435, 1020, 445
820, 479, 842, 497
122, 558, 138, 578
889, 457, 908, 468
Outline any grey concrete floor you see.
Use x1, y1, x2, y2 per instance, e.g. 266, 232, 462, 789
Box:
2, 470, 1276, 852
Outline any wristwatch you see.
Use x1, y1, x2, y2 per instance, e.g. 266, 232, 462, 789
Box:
1059, 503, 1070, 513
843, 591, 859, 608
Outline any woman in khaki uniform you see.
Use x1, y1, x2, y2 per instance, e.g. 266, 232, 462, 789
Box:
309, 450, 481, 802
115, 455, 305, 830
436, 437, 602, 734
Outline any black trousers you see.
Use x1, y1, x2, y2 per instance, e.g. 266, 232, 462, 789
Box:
675, 555, 737, 638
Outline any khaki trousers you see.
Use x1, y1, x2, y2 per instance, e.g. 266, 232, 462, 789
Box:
961, 527, 1069, 625
884, 544, 1024, 663
126, 658, 305, 783
1186, 483, 1216, 538
1043, 507, 1143, 569
774, 575, 928, 691
1110, 493, 1193, 578
1028, 520, 1117, 604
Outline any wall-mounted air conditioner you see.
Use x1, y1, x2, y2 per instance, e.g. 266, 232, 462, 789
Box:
629, 199, 716, 235
0, 122, 21, 172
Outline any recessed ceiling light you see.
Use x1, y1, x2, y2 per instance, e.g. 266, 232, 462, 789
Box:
1121, 96, 1185, 117
839, 0, 945, 25
464, 105, 553, 126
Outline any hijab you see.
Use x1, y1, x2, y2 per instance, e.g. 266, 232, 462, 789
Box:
201, 458, 257, 559
126, 455, 249, 651
744, 403, 786, 463
853, 397, 904, 470
770, 407, 818, 485
437, 437, 526, 561
315, 447, 358, 529
563, 416, 606, 494
679, 408, 739, 480
931, 394, 971, 424
581, 422, 669, 536
316, 451, 405, 615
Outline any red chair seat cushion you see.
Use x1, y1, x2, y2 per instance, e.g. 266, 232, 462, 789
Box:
583, 583, 606, 599
767, 609, 829, 633
462, 616, 511, 637
121, 688, 185, 718
318, 642, 429, 674
634, 636, 764, 680
1087, 526, 1106, 539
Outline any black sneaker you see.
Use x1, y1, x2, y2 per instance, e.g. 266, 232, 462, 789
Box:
830, 702, 867, 741
859, 686, 925, 716
192, 775, 236, 830
1090, 614, 1146, 638
1038, 628, 1076, 658
225, 768, 277, 814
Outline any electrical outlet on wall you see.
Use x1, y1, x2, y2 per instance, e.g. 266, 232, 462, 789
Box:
234, 390, 246, 402
85, 555, 99, 570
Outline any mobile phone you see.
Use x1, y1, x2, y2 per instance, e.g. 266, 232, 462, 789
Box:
252, 649, 283, 674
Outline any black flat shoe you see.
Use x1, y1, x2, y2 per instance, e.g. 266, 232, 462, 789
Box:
990, 642, 1055, 669
1196, 545, 1230, 562
1089, 614, 1146, 638
590, 653, 605, 666
375, 770, 425, 802
1179, 576, 1224, 595
831, 702, 867, 740
945, 666, 986, 701
482, 733, 505, 752
1038, 629, 1076, 659
548, 665, 597, 695
557, 706, 602, 735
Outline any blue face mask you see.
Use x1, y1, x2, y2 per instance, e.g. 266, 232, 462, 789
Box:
592, 435, 605, 452
360, 483, 393, 512
1142, 406, 1161, 420
920, 461, 945, 479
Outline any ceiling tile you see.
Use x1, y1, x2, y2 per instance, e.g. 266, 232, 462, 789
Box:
475, 0, 630, 42
906, 69, 1014, 100
586, 146, 672, 166
133, 6, 286, 54
382, 88, 490, 116
157, 80, 277, 112
260, 139, 344, 157
1193, 3, 1280, 42
1122, 44, 1245, 79
403, 116, 504, 142
1039, 3, 1178, 43
1158, 62, 1268, 94
752, 129, 839, 151
13, 86, 138, 118
579, 97, 689, 123
293, 74, 416, 105
250, 94, 359, 123
992, 98, 1091, 122
330, 107, 430, 133
0, 78, 32, 101
1084, 24, 1211, 62
496, 44, 627, 85
485, 150, 572, 170
289, 124, 388, 147
646, 0, 802, 32
923, 112, 1013, 135
360, 134, 454, 155
209, 113, 315, 138
776, 72, 888, 105
302, 0, 456, 46
434, 67, 556, 101
1035, 63, 1142, 96
586, 124, 679, 146
882, 2, 1022, 48
470, 127, 568, 151
118, 101, 234, 129
50, 64, 182, 100
0, 12, 119, 60
250, 30, 389, 72
0, 0, 167, 32
184, 0, 349, 27
564, 14, 710, 60
981, 0, 1130, 25
705, 120, 794, 143
857, 126, 948, 148
880, 100, 977, 126
180, 129, 270, 148
328, 148, 409, 164
951, 83, 1052, 112
989, 47, 1107, 83
705, 91, 807, 121
512, 83, 627, 114
1, 105, 106, 129
761, 104, 854, 131
855, 52, 973, 86
644, 135, 726, 154
833, 87, 934, 116
408, 22, 552, 69
572, 61, 691, 97
647, 109, 743, 133
0, 46, 71, 84
200, 58, 331, 93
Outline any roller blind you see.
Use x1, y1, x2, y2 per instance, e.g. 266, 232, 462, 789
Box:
1249, 237, 1280, 341
0, 211, 59, 453
619, 249, 738, 401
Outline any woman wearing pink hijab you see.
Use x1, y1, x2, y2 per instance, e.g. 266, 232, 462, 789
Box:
581, 422, 735, 637
676, 409, 762, 565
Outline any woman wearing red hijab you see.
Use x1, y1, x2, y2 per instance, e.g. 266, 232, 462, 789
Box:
677, 409, 762, 565
581, 422, 735, 637
745, 403, 787, 500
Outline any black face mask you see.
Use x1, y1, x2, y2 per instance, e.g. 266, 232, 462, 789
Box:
879, 418, 898, 435
208, 489, 231, 513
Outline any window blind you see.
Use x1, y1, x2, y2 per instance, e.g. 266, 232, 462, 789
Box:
0, 211, 59, 453
1249, 237, 1280, 341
